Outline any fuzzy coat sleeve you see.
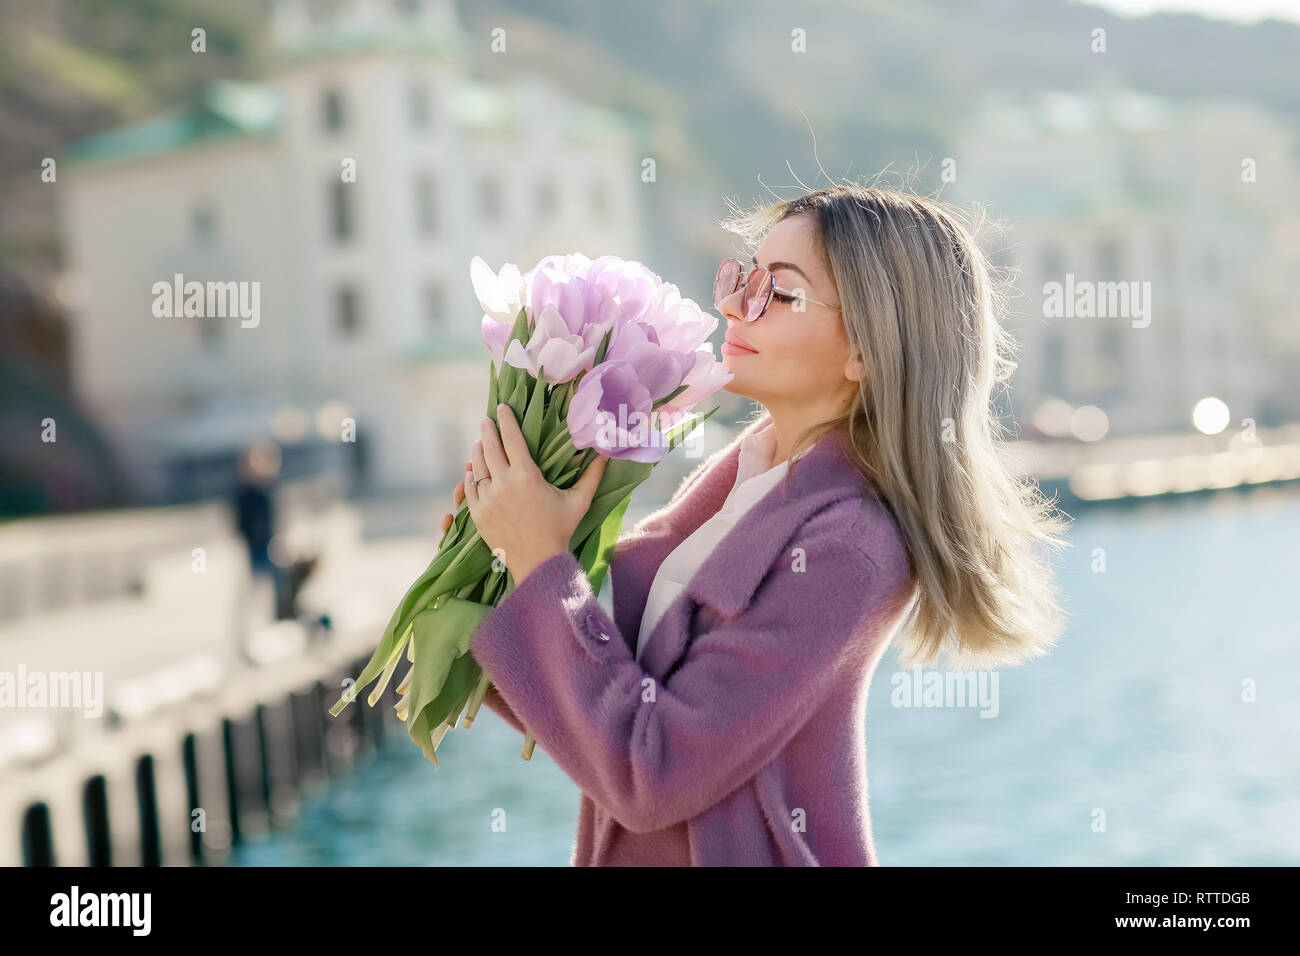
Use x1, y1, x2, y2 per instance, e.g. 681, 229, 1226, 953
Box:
480, 684, 527, 735
468, 503, 882, 834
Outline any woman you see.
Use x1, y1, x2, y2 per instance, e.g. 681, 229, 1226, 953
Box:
442, 182, 1068, 866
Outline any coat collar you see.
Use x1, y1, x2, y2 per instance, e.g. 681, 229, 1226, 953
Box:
609, 412, 873, 673
679, 413, 868, 617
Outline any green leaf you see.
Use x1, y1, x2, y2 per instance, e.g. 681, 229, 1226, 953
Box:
506, 373, 529, 420
569, 456, 652, 545
329, 620, 412, 716
542, 379, 568, 437
401, 597, 494, 740
538, 417, 576, 467
493, 306, 530, 404
509, 305, 530, 345
663, 404, 721, 448
577, 490, 632, 596
592, 326, 614, 366
521, 363, 547, 458
408, 653, 482, 765
400, 596, 496, 765
384, 534, 477, 642
540, 434, 578, 479
558, 376, 575, 420
652, 384, 688, 409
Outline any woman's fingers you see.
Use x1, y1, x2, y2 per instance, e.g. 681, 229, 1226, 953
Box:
451, 460, 471, 506
471, 441, 490, 486
493, 405, 531, 473
479, 419, 511, 477
443, 457, 473, 534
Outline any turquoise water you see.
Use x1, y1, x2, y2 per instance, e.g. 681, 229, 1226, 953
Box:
229, 487, 1300, 866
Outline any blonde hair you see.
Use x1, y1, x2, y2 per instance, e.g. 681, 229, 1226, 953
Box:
719, 180, 1070, 670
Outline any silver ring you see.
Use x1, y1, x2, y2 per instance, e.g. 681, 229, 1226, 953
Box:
472, 474, 490, 487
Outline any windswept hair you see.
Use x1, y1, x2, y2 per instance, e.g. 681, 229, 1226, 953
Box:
719, 180, 1070, 670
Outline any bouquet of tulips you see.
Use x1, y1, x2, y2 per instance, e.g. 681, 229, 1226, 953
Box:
329, 252, 733, 765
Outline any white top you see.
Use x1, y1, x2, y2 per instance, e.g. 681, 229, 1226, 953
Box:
635, 418, 805, 661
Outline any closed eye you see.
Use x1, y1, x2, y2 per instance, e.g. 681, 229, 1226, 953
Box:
772, 291, 797, 304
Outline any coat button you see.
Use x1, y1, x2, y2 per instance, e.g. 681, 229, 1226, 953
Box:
585, 614, 610, 641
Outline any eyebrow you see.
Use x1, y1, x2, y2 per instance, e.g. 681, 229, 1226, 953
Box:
753, 254, 811, 284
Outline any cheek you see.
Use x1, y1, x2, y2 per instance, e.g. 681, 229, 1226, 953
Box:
756, 319, 807, 357
760, 324, 842, 383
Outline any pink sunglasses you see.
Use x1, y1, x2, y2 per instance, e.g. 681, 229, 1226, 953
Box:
713, 257, 840, 322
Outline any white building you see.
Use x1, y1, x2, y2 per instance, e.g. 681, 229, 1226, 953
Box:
58, 0, 648, 499
949, 87, 1300, 439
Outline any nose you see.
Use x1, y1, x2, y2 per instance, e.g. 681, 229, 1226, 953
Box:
715, 285, 747, 325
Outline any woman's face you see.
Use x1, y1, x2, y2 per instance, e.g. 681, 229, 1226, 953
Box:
717, 214, 861, 409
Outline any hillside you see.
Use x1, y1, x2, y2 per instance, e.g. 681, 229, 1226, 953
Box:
2, 0, 1298, 276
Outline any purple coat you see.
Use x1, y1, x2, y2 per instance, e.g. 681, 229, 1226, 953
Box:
470, 413, 918, 865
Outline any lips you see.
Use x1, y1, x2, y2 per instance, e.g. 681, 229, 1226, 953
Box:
723, 331, 758, 353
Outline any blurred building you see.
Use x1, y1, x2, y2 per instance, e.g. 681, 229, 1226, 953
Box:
0, 269, 129, 516
57, 0, 648, 500
951, 87, 1300, 439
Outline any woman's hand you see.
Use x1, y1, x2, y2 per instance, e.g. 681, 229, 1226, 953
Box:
457, 403, 607, 584
441, 466, 471, 535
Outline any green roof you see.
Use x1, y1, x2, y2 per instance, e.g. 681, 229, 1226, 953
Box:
64, 63, 644, 166
65, 80, 279, 165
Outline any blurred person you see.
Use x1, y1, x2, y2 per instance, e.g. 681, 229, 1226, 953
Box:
232, 440, 281, 582
440, 182, 1068, 866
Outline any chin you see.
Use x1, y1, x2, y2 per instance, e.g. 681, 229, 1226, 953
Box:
720, 375, 757, 401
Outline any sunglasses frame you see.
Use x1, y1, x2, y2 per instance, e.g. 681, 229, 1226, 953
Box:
713, 257, 840, 322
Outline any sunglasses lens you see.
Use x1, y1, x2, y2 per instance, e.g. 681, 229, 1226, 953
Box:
743, 267, 771, 322
714, 259, 741, 307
